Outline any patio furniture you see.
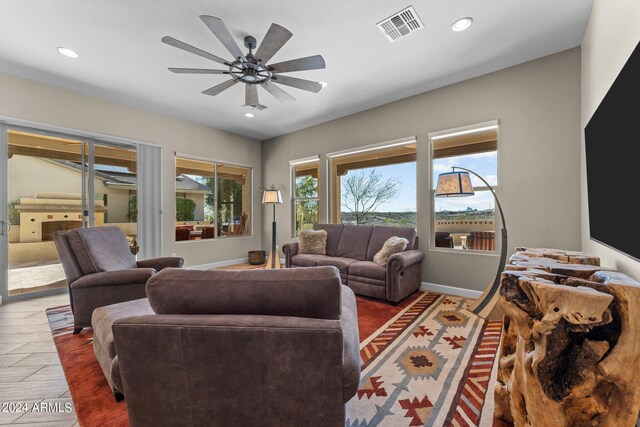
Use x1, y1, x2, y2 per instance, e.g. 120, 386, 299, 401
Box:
53, 226, 184, 334
466, 231, 495, 251
108, 266, 360, 425
435, 231, 454, 248
201, 226, 215, 239
175, 227, 190, 241
283, 224, 424, 303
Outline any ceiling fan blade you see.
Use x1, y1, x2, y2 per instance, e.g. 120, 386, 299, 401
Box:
254, 23, 293, 64
261, 81, 296, 104
162, 36, 229, 66
245, 84, 259, 106
272, 75, 322, 93
200, 15, 246, 62
269, 55, 325, 73
169, 68, 228, 74
202, 79, 239, 96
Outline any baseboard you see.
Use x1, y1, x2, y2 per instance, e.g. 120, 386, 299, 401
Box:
187, 258, 249, 270
420, 282, 482, 299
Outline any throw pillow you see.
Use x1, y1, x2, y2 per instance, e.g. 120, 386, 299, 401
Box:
299, 230, 328, 255
373, 236, 409, 265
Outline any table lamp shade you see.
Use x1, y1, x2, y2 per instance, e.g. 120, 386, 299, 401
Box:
435, 171, 475, 197
262, 189, 282, 204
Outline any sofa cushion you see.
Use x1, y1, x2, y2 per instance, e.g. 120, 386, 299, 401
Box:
316, 257, 359, 275
67, 226, 137, 274
373, 236, 409, 265
315, 224, 345, 257
291, 254, 331, 267
336, 225, 374, 261
349, 261, 386, 281
366, 226, 416, 261
146, 267, 343, 320
299, 229, 327, 255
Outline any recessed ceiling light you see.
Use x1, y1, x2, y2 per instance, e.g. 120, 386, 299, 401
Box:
244, 112, 255, 118
57, 47, 79, 58
452, 17, 473, 32
319, 81, 328, 88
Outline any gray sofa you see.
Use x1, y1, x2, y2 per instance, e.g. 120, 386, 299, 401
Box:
53, 226, 183, 333
284, 224, 424, 303
96, 266, 360, 426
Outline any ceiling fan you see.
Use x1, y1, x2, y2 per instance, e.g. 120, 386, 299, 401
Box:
162, 15, 326, 107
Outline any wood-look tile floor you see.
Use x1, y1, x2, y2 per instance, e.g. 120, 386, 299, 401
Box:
0, 293, 77, 426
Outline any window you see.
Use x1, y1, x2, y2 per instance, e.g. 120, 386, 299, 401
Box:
430, 122, 498, 252
291, 158, 320, 236
175, 156, 251, 241
328, 138, 416, 228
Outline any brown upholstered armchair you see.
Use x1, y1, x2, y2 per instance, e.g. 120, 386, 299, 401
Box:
112, 266, 360, 426
53, 226, 183, 333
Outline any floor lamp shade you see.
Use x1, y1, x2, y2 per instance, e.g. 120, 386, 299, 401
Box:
262, 189, 283, 204
435, 171, 475, 197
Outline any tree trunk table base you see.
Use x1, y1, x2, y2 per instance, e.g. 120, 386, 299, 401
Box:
495, 247, 640, 427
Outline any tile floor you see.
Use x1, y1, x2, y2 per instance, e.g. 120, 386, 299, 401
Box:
8, 264, 66, 296
0, 292, 77, 426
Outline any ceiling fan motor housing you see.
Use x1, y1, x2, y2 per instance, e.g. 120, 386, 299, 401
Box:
243, 35, 257, 50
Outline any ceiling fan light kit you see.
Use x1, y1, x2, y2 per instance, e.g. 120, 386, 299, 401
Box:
162, 15, 326, 108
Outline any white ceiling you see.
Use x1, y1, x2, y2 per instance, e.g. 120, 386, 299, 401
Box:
0, 0, 593, 141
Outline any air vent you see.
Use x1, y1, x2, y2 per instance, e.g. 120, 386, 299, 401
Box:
377, 6, 424, 42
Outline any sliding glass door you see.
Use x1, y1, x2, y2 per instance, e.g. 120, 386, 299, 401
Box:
1, 125, 139, 302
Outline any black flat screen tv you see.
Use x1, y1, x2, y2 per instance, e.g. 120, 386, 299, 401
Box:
585, 40, 640, 261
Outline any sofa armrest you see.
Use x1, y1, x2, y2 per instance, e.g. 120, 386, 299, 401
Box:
71, 268, 156, 289
283, 242, 299, 268
386, 250, 425, 302
339, 286, 361, 403
137, 257, 184, 271
387, 249, 424, 270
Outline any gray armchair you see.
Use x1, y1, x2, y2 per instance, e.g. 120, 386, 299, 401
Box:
53, 226, 183, 333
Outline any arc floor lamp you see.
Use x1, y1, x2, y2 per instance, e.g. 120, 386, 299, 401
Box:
262, 187, 283, 269
435, 167, 507, 318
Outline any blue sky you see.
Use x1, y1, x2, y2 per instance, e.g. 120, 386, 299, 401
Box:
340, 152, 497, 213
342, 163, 417, 212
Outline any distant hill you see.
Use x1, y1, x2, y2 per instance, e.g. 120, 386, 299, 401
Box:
341, 211, 416, 228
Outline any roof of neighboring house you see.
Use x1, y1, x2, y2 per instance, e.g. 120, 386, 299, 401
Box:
55, 160, 211, 193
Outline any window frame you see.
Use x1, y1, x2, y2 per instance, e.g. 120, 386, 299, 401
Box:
174, 152, 253, 242
428, 120, 500, 255
326, 136, 417, 226
290, 156, 321, 237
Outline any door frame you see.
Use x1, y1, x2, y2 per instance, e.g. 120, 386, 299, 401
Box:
0, 117, 160, 303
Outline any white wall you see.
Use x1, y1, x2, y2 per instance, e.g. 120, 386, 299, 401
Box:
0, 72, 261, 267
262, 49, 583, 292
581, 0, 640, 277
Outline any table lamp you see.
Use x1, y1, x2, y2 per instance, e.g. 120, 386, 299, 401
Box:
262, 188, 283, 269
435, 167, 507, 318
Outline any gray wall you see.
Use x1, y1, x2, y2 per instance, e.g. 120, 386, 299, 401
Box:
262, 48, 583, 292
581, 0, 640, 278
0, 72, 262, 267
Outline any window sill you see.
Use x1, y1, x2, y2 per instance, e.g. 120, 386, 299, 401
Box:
430, 246, 499, 257
175, 234, 253, 244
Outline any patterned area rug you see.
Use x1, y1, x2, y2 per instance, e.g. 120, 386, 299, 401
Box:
47, 291, 507, 427
346, 292, 506, 427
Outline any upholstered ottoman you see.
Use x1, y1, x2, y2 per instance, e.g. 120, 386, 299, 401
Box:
92, 298, 154, 400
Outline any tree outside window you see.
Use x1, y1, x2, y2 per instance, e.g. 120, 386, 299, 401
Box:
292, 160, 320, 236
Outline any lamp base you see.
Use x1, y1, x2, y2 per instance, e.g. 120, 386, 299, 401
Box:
264, 245, 283, 269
